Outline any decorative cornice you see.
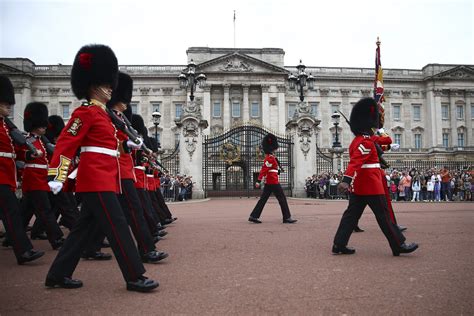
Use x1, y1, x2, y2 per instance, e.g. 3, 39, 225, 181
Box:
277, 85, 286, 93
261, 84, 270, 92
402, 90, 411, 97
361, 89, 371, 97
340, 89, 350, 96
162, 87, 173, 95
319, 88, 329, 96
140, 87, 151, 95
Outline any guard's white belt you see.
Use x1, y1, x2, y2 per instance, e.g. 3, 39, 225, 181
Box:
268, 170, 279, 173
134, 166, 146, 171
81, 146, 118, 157
25, 163, 48, 169
0, 152, 15, 158
361, 163, 381, 168
146, 175, 153, 178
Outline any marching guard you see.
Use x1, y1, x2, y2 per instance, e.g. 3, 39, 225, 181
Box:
332, 98, 418, 256
45, 44, 158, 292
249, 133, 297, 224
0, 75, 45, 265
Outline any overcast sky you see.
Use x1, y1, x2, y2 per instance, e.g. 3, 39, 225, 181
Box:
1, 0, 473, 69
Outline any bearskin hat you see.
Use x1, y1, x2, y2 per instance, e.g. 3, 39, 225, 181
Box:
24, 102, 49, 132
131, 114, 147, 137
262, 133, 279, 154
0, 75, 15, 105
70, 44, 118, 100
45, 115, 65, 142
122, 102, 133, 121
349, 97, 379, 135
107, 72, 133, 108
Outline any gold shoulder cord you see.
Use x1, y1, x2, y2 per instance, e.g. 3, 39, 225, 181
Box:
48, 155, 72, 182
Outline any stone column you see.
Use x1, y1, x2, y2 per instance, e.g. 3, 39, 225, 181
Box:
13, 79, 32, 127
286, 109, 320, 197
242, 84, 250, 122
449, 89, 458, 147
223, 84, 231, 130
426, 88, 442, 147
465, 90, 473, 146
319, 88, 330, 146
277, 85, 286, 134
202, 86, 211, 135
175, 101, 208, 199
261, 84, 270, 128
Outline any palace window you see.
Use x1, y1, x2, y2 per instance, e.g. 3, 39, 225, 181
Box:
471, 104, 474, 119
393, 104, 401, 121
394, 133, 402, 146
330, 103, 340, 115
457, 133, 464, 147
441, 104, 449, 120
414, 134, 422, 149
151, 102, 160, 113
232, 102, 241, 118
212, 102, 221, 118
310, 102, 319, 117
442, 133, 449, 148
288, 103, 296, 119
251, 102, 260, 118
130, 102, 138, 115
413, 104, 421, 121
175, 103, 183, 119
60, 102, 71, 119
457, 105, 464, 119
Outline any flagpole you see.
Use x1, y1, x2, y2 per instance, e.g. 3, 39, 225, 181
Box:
233, 10, 236, 48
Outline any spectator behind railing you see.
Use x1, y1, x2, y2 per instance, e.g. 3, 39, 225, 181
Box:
306, 165, 473, 201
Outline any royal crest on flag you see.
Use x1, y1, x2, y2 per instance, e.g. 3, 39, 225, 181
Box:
374, 37, 384, 105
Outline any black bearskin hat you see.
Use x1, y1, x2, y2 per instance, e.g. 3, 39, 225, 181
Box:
24, 102, 49, 132
45, 115, 65, 142
122, 102, 133, 121
131, 114, 147, 137
262, 133, 278, 154
0, 75, 15, 105
107, 72, 133, 108
70, 44, 118, 100
349, 97, 379, 135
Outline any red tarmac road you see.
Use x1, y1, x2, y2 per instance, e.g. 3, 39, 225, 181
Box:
0, 198, 473, 315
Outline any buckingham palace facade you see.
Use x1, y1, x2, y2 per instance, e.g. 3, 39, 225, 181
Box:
1, 47, 473, 196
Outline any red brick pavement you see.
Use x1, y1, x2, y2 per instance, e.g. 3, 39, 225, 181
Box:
0, 198, 473, 315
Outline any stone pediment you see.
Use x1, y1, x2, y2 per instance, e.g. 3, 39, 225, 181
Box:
430, 65, 474, 80
0, 63, 24, 75
196, 52, 288, 74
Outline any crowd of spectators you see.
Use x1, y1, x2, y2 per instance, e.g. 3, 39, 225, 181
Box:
160, 174, 194, 202
305, 166, 474, 202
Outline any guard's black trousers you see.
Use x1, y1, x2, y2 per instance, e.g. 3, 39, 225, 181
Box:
136, 189, 159, 235
333, 194, 406, 251
118, 180, 156, 255
21, 190, 64, 246
149, 190, 168, 223
0, 185, 33, 260
250, 183, 292, 220
154, 189, 173, 219
47, 192, 145, 282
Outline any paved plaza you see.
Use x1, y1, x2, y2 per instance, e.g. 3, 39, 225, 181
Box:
0, 198, 473, 315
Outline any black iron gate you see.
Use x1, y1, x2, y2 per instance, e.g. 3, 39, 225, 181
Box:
203, 125, 293, 198
161, 143, 180, 176
315, 144, 333, 175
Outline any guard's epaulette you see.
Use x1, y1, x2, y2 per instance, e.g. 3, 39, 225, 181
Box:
81, 101, 91, 107
362, 134, 370, 139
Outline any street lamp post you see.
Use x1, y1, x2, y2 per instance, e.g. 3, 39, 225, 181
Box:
288, 60, 315, 103
330, 111, 344, 173
178, 59, 207, 102
152, 111, 161, 146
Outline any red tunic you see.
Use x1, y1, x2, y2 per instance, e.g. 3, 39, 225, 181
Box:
147, 175, 155, 191
116, 128, 136, 181
48, 104, 121, 193
0, 118, 17, 190
342, 135, 385, 195
258, 154, 279, 185
16, 135, 49, 192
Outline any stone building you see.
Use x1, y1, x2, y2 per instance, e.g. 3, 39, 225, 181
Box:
1, 47, 473, 197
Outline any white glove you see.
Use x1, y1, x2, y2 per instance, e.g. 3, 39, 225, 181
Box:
48, 181, 63, 195
377, 128, 385, 135
391, 143, 400, 151
127, 138, 143, 150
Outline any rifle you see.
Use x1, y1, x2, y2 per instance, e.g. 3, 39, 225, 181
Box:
4, 117, 38, 153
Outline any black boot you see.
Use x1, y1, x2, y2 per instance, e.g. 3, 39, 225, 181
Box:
332, 244, 356, 255
392, 242, 418, 256
354, 226, 364, 233
127, 276, 159, 292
